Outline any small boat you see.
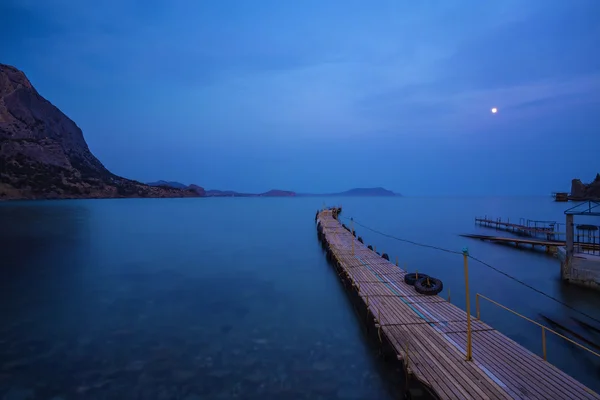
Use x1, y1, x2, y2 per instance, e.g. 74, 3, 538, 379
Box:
551, 192, 569, 202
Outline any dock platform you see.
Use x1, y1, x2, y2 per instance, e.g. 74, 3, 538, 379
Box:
317, 209, 599, 400
461, 234, 600, 254
475, 217, 562, 240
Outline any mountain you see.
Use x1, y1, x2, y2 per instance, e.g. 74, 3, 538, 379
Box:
259, 190, 295, 197
187, 184, 206, 196
334, 187, 399, 196
145, 181, 399, 198
205, 189, 243, 197
147, 180, 188, 189
299, 187, 400, 197
571, 174, 600, 200
145, 182, 295, 197
204, 189, 295, 197
0, 64, 198, 200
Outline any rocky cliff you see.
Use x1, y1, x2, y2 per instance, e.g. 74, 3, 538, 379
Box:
571, 174, 600, 200
0, 64, 197, 200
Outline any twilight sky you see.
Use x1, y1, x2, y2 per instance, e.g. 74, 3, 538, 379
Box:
2, 0, 599, 195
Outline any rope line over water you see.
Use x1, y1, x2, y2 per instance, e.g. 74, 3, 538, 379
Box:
341, 216, 600, 326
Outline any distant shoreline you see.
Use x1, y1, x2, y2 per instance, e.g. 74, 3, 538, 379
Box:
0, 193, 404, 202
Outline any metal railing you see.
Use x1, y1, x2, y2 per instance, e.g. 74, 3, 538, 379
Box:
575, 224, 600, 256
475, 293, 600, 361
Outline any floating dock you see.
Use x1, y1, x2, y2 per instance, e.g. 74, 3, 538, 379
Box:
316, 209, 599, 400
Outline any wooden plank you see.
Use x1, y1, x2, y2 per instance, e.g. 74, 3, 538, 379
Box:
369, 295, 429, 326
480, 330, 597, 399
409, 323, 510, 400
385, 324, 509, 400
447, 330, 596, 400
360, 281, 398, 297
433, 320, 495, 334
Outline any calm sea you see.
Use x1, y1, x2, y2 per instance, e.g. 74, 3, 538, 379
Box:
1, 197, 599, 399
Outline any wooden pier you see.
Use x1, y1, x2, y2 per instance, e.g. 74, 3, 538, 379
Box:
461, 234, 600, 254
475, 217, 562, 240
316, 209, 599, 400
460, 234, 562, 253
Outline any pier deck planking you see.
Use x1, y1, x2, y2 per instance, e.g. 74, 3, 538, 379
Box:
317, 210, 599, 400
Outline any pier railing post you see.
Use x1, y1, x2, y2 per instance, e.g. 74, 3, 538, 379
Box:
542, 327, 547, 361
463, 247, 473, 361
351, 218, 355, 256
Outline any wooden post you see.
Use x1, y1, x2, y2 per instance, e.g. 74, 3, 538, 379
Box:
566, 214, 574, 258
351, 218, 355, 256
463, 247, 473, 361
542, 327, 547, 361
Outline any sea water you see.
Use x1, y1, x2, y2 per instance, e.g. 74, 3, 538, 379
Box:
1, 197, 599, 399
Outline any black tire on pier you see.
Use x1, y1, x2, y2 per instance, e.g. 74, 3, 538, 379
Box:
367, 245, 373, 251
381, 253, 390, 261
358, 237, 364, 244
414, 277, 444, 296
404, 273, 430, 286
352, 230, 356, 237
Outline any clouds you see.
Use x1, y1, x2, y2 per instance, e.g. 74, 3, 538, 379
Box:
2, 0, 600, 194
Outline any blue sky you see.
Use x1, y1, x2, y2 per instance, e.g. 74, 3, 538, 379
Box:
2, 0, 599, 195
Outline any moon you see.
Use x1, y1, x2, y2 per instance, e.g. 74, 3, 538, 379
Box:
491, 107, 498, 114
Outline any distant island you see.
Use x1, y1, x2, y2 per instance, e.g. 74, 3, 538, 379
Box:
147, 183, 400, 197
299, 187, 400, 197
0, 63, 401, 201
570, 174, 600, 201
148, 182, 297, 197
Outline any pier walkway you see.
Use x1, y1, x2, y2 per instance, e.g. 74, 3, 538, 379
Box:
460, 234, 600, 254
317, 209, 599, 400
475, 217, 562, 239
